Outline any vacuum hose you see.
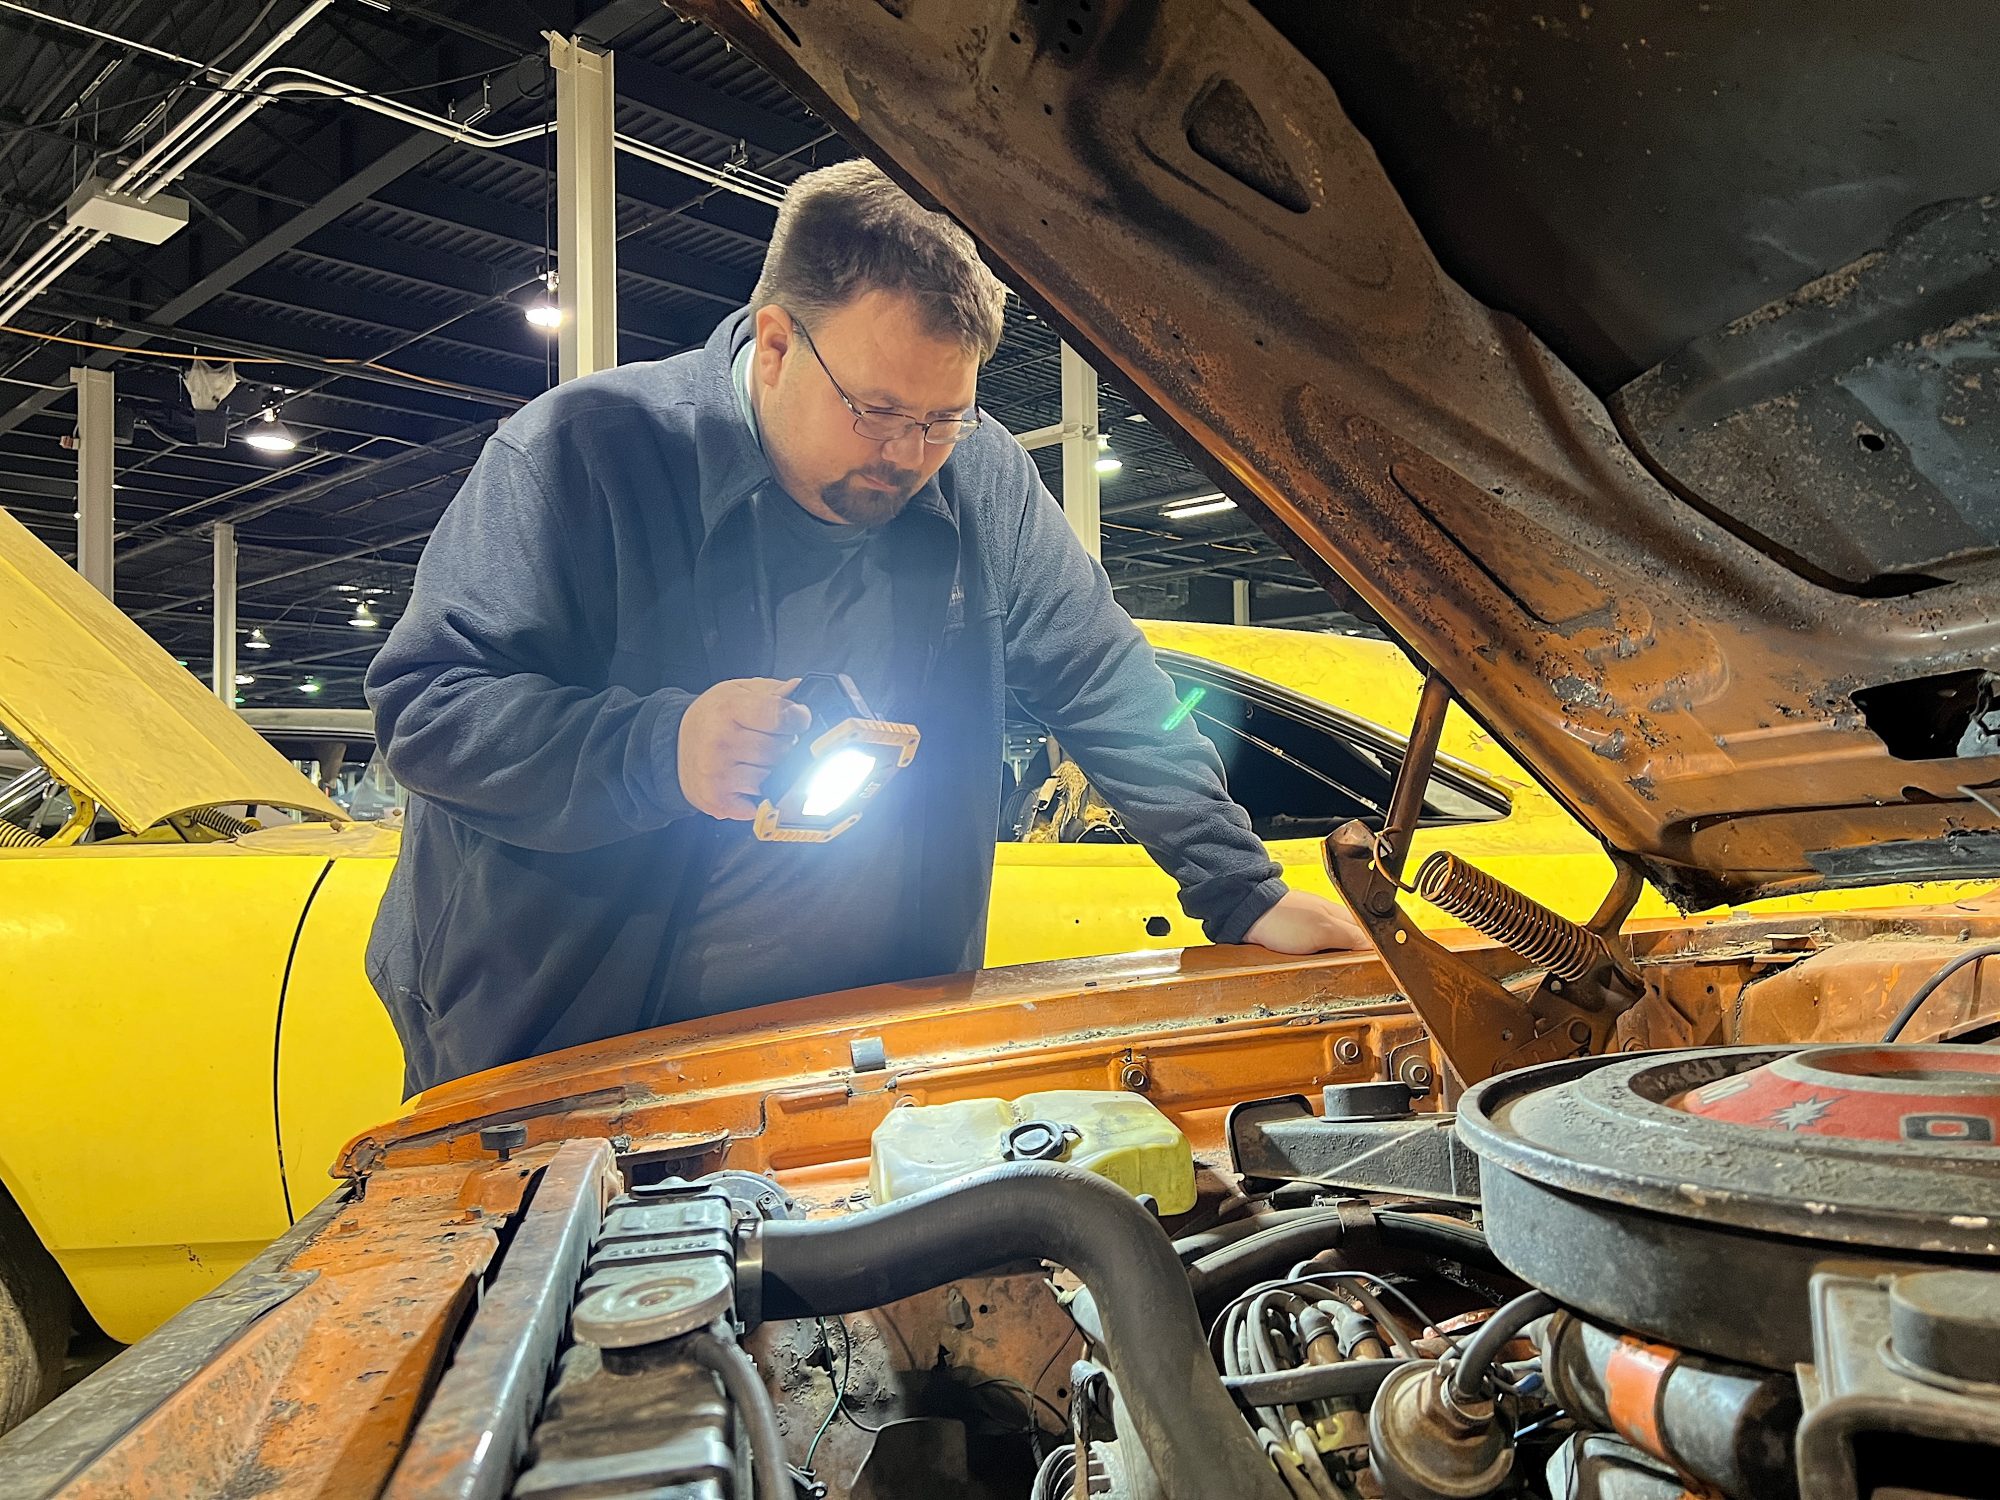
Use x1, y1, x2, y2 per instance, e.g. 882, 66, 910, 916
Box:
755, 1162, 1289, 1500
683, 1329, 791, 1500
1451, 1289, 1556, 1402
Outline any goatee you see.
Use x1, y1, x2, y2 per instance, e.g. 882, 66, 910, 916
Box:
821, 466, 923, 526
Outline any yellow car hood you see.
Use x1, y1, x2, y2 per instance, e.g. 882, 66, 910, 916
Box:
0, 507, 342, 832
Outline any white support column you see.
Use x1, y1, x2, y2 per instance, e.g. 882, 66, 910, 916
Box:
1232, 577, 1252, 626
71, 366, 115, 599
211, 522, 237, 702
1058, 343, 1100, 559
550, 33, 618, 382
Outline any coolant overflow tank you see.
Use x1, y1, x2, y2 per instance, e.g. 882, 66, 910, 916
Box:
869, 1089, 1196, 1213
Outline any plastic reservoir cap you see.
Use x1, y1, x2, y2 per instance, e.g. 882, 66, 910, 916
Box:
869, 1089, 1196, 1214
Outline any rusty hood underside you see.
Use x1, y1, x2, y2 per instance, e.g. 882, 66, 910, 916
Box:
683, 0, 2000, 908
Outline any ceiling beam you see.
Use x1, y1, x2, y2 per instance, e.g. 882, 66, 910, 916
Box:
0, 0, 648, 436
366, 172, 756, 309
609, 49, 819, 158
121, 428, 490, 570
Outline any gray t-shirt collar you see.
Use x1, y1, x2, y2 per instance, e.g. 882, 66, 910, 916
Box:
732, 339, 762, 449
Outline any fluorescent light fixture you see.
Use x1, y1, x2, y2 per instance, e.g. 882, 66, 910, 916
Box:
1162, 493, 1236, 519
335, 583, 359, 593
245, 628, 271, 651
299, 679, 323, 696
244, 407, 297, 453
801, 747, 880, 819
235, 673, 255, 686
349, 600, 380, 629
64, 177, 188, 244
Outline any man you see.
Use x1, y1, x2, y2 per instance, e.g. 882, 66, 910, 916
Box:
366, 160, 1362, 1093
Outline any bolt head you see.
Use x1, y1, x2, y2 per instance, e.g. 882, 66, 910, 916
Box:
1121, 1063, 1150, 1091
1333, 1037, 1364, 1066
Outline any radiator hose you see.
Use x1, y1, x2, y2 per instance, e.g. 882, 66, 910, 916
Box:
754, 1162, 1289, 1500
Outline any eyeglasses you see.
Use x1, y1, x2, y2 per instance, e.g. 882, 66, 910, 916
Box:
791, 317, 982, 447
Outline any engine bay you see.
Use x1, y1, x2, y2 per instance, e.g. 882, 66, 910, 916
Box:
8, 888, 2000, 1500
419, 1033, 2000, 1500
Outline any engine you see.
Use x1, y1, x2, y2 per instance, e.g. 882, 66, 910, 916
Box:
486, 1043, 2000, 1500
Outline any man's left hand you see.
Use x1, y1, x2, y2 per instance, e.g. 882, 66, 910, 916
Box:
1244, 890, 1369, 955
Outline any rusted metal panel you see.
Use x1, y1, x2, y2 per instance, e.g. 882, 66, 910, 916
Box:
6, 1165, 535, 1500
1615, 193, 2000, 592
382, 1139, 618, 1500
0, 1187, 337, 1499
1730, 937, 2000, 1046
672, 0, 2000, 907
336, 946, 1449, 1190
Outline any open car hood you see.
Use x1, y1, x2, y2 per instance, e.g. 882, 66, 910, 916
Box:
683, 0, 2000, 908
0, 507, 341, 832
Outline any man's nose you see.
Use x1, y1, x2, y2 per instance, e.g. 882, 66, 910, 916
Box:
881, 426, 927, 467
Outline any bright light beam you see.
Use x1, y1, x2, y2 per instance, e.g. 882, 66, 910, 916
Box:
801, 748, 878, 818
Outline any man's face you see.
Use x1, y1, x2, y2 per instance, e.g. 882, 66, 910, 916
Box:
751, 288, 980, 527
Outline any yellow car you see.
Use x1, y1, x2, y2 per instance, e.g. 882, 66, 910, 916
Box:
989, 618, 1676, 964
0, 505, 1979, 1429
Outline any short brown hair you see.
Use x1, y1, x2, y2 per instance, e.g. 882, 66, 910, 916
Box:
750, 159, 1008, 362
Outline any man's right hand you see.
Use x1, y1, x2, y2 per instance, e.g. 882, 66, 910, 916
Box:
677, 677, 813, 820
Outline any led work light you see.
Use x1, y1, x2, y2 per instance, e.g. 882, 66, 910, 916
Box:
753, 673, 920, 843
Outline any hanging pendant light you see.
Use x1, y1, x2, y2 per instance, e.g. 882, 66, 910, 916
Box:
244, 407, 297, 453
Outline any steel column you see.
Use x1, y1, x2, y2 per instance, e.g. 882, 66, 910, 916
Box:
211, 522, 237, 701
71, 365, 115, 598
1058, 342, 1100, 557
550, 33, 619, 382
1233, 577, 1252, 625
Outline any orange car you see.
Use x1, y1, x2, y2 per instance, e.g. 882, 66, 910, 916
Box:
5, 4, 1999, 1499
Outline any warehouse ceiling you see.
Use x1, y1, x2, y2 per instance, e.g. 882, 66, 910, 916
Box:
0, 0, 1344, 706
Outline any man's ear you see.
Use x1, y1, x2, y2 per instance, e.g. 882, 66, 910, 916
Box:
752, 305, 793, 390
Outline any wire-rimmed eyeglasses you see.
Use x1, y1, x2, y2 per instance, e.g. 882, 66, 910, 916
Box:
791, 316, 982, 447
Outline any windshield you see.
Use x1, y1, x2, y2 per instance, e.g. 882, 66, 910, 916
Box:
259, 734, 405, 822
1001, 649, 1509, 843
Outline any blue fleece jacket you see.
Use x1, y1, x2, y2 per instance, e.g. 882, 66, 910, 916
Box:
364, 310, 1286, 1091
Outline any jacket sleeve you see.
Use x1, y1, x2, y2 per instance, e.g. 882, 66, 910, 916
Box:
998, 446, 1287, 942
365, 433, 699, 854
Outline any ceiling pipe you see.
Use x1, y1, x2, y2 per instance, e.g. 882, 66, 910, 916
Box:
0, 0, 333, 320
0, 0, 213, 72
0, 15, 788, 323
251, 67, 787, 206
